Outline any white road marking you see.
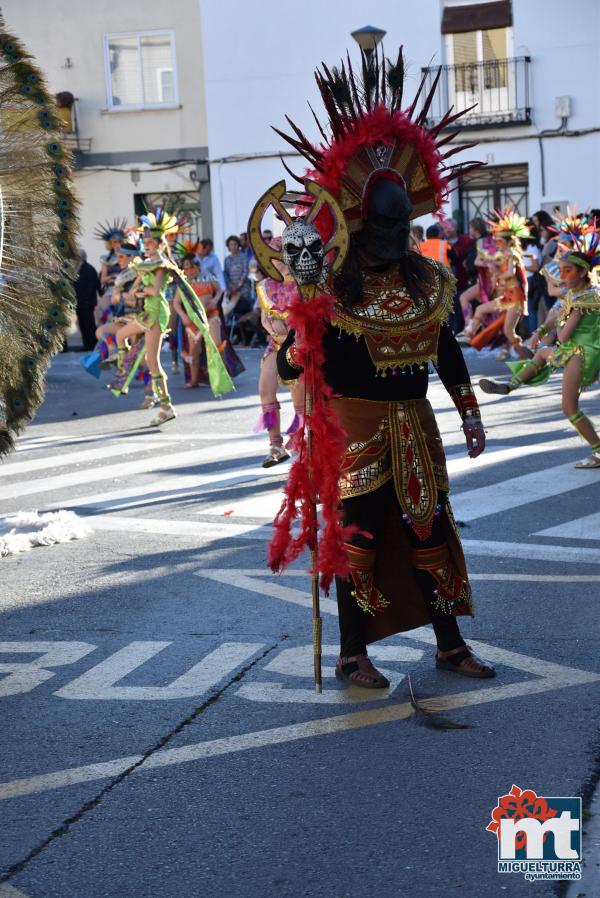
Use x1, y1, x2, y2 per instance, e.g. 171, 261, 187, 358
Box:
0, 886, 32, 897
0, 440, 270, 503
55, 642, 263, 701
52, 466, 287, 512
187, 442, 574, 520
470, 573, 600, 582
0, 438, 177, 479
88, 514, 272, 541
0, 634, 597, 801
195, 567, 600, 626
13, 430, 265, 454
84, 506, 600, 564
237, 644, 424, 705
196, 569, 339, 615
452, 460, 600, 522
461, 540, 600, 565
535, 511, 600, 541
0, 642, 96, 697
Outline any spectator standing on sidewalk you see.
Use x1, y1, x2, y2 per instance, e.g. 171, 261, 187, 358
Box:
199, 238, 226, 289
419, 224, 451, 267
74, 248, 101, 351
223, 235, 251, 320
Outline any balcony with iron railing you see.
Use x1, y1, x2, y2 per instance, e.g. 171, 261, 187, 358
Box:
420, 56, 531, 129
55, 95, 92, 157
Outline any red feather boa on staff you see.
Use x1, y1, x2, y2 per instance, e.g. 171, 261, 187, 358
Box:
268, 290, 355, 593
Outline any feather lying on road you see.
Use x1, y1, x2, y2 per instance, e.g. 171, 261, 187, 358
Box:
0, 510, 90, 557
407, 673, 471, 730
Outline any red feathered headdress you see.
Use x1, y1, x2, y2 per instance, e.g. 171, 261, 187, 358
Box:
274, 47, 482, 229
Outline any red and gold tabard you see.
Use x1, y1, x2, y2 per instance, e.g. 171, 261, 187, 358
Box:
331, 259, 455, 374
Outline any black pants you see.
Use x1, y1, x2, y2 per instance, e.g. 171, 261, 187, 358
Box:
77, 302, 97, 351
336, 479, 464, 657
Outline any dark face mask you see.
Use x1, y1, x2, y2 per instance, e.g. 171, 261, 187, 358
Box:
356, 178, 413, 261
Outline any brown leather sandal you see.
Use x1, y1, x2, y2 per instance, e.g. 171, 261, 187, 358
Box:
436, 644, 496, 678
335, 654, 390, 689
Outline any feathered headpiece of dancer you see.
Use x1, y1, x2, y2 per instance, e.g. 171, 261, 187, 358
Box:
488, 206, 530, 240
549, 206, 593, 244
0, 15, 79, 457
560, 225, 600, 271
94, 218, 128, 243
118, 232, 142, 256
138, 207, 181, 240
174, 238, 201, 260
274, 46, 483, 228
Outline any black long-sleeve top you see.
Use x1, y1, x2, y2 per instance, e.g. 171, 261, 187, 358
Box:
277, 321, 472, 403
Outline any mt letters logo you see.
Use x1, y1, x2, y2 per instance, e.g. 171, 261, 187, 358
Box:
487, 785, 581, 881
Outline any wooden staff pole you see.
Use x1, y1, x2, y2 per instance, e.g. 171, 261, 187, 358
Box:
304, 382, 322, 693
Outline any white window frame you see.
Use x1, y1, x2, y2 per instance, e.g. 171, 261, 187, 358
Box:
445, 26, 515, 117
103, 29, 179, 112
156, 66, 175, 104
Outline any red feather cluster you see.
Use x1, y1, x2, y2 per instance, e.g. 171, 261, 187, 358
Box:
268, 291, 354, 593
315, 105, 449, 212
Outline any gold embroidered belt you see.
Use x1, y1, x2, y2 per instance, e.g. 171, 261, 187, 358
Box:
331, 397, 449, 527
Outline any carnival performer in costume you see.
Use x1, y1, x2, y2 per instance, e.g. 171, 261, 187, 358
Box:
255, 49, 495, 687
459, 208, 531, 359
110, 209, 234, 423
528, 209, 592, 352
110, 211, 178, 425
0, 15, 79, 456
480, 230, 600, 468
458, 218, 497, 328
174, 246, 245, 388
255, 238, 305, 468
95, 234, 141, 349
94, 219, 128, 321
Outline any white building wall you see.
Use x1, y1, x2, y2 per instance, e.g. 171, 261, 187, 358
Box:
1, 0, 209, 269
201, 0, 600, 251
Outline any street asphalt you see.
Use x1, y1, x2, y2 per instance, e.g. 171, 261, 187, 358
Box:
0, 343, 599, 898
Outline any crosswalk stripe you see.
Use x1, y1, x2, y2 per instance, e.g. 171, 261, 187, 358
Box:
89, 515, 272, 541
534, 511, 600, 541
461, 538, 600, 565
0, 440, 269, 502
55, 465, 287, 512
83, 514, 600, 564
451, 459, 600, 522
203, 442, 573, 520
0, 438, 177, 478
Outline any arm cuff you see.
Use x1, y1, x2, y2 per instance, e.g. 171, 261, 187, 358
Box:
449, 383, 482, 420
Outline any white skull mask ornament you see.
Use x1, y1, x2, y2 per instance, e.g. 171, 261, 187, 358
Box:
281, 219, 325, 285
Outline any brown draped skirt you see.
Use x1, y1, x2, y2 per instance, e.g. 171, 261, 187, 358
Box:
331, 396, 474, 644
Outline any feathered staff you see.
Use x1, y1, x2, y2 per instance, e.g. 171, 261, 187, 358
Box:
248, 180, 350, 692
0, 15, 78, 457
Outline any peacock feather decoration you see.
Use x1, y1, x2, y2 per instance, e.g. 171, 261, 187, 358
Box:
0, 14, 79, 457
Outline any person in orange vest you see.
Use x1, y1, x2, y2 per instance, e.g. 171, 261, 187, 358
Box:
419, 224, 451, 267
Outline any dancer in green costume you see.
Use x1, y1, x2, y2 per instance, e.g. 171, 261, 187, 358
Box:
111, 209, 233, 426
480, 229, 600, 468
